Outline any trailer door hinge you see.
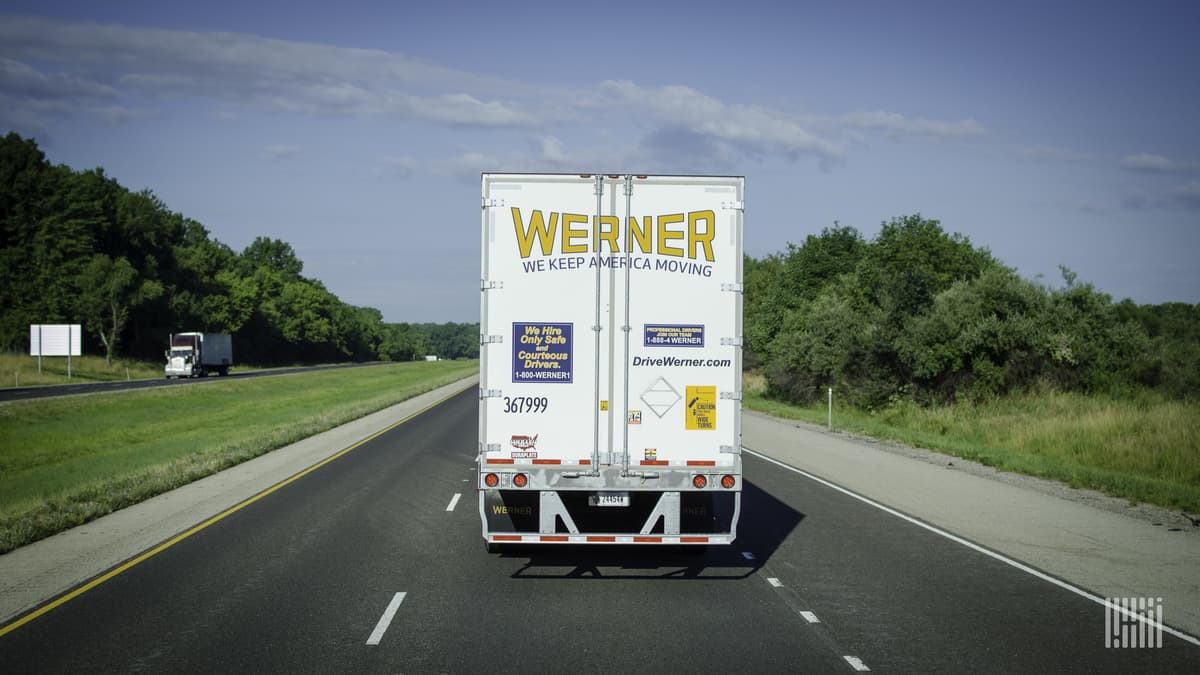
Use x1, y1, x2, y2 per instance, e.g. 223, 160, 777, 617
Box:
481, 280, 503, 291
721, 282, 744, 293
482, 197, 505, 208
720, 337, 743, 347
480, 388, 502, 399
480, 334, 503, 345
721, 200, 744, 211
720, 445, 742, 455
720, 391, 742, 401
485, 442, 502, 453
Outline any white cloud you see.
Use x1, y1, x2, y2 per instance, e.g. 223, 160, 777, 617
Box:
599, 80, 845, 163
838, 110, 987, 139
0, 16, 995, 170
0, 57, 118, 100
1120, 153, 1200, 173
376, 155, 417, 178
261, 144, 302, 160
539, 136, 568, 163
1168, 182, 1200, 210
1015, 145, 1093, 162
1083, 183, 1200, 212
434, 152, 503, 180
1, 16, 540, 128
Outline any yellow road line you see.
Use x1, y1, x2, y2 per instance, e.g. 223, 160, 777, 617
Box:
0, 383, 472, 637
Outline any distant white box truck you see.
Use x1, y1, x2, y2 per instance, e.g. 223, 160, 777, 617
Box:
165, 332, 233, 378
478, 173, 744, 549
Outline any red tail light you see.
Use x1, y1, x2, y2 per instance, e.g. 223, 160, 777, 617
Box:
484, 473, 499, 487
721, 475, 736, 489
692, 475, 708, 489
513, 473, 528, 488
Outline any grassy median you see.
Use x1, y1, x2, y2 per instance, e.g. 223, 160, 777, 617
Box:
745, 385, 1200, 514
0, 360, 476, 553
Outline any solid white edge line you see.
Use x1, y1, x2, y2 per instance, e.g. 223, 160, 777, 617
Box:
767, 577, 783, 588
446, 493, 462, 512
800, 611, 820, 624
745, 448, 1200, 648
366, 591, 407, 646
844, 655, 870, 671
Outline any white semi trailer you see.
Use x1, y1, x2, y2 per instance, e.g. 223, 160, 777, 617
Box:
478, 173, 744, 550
165, 332, 233, 378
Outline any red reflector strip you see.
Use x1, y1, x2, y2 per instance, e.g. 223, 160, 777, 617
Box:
493, 535, 522, 541
532, 459, 561, 465
681, 537, 709, 543
640, 460, 668, 466
634, 536, 662, 543
486, 459, 515, 464
586, 536, 616, 543
540, 535, 569, 542
687, 460, 717, 466
579, 459, 591, 465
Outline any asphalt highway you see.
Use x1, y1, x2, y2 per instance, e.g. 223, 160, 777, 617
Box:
1, 389, 1196, 672
0, 362, 378, 403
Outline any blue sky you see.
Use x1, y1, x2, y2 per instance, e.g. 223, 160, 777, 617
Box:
2, 1, 1197, 322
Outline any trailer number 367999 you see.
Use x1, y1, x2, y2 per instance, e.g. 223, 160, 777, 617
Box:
503, 396, 549, 414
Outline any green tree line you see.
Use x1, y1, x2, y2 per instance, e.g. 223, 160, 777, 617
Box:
746, 216, 1200, 407
0, 133, 479, 366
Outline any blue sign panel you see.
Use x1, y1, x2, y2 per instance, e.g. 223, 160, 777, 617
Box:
513, 322, 573, 383
644, 324, 705, 348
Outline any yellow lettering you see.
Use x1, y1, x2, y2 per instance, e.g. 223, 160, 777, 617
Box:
594, 215, 620, 253
688, 210, 716, 262
562, 212, 588, 254
512, 208, 718, 261
657, 213, 685, 258
513, 208, 558, 258
627, 215, 652, 254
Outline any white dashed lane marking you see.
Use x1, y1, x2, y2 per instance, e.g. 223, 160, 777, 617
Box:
445, 493, 461, 512
366, 592, 407, 646
844, 655, 870, 671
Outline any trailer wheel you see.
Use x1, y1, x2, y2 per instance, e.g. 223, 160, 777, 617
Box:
485, 541, 503, 554
219, 367, 229, 376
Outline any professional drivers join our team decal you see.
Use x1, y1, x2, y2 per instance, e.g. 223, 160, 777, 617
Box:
644, 324, 704, 348
513, 322, 572, 383
511, 434, 538, 459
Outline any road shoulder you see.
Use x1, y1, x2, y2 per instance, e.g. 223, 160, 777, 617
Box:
743, 410, 1200, 638
0, 375, 478, 627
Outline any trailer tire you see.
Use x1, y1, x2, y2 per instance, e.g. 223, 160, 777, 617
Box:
485, 541, 504, 554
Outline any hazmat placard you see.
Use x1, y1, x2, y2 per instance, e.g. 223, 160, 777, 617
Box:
685, 385, 717, 430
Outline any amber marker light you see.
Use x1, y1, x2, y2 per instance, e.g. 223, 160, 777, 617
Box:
484, 473, 499, 488
692, 475, 708, 489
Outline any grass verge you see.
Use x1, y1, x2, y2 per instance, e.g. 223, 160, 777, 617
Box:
0, 360, 476, 553
0, 353, 164, 387
744, 387, 1200, 514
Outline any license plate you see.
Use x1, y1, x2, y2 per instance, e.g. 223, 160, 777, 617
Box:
588, 491, 630, 507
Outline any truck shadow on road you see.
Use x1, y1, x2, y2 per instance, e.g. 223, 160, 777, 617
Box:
506, 480, 803, 580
